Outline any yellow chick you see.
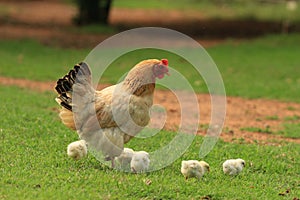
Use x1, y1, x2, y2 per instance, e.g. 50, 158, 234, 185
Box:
67, 140, 87, 160
223, 158, 245, 176
181, 160, 210, 180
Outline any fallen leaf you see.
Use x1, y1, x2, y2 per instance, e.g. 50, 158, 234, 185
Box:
279, 188, 291, 196
201, 195, 212, 200
144, 179, 152, 185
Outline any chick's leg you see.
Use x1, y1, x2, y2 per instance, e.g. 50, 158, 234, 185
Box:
131, 167, 137, 173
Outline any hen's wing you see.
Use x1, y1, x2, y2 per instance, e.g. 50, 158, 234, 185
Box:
55, 62, 128, 160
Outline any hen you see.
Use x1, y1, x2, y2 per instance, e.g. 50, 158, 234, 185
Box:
55, 59, 169, 167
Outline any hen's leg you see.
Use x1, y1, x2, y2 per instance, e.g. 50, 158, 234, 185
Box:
111, 158, 115, 168
105, 156, 115, 168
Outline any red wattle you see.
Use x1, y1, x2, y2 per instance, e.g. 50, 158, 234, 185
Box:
157, 74, 164, 79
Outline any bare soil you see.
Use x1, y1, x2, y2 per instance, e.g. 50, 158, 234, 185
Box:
0, 1, 289, 48
0, 1, 299, 144
1, 76, 300, 144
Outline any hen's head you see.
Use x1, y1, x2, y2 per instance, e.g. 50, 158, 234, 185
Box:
152, 59, 169, 79
130, 58, 169, 81
123, 59, 169, 95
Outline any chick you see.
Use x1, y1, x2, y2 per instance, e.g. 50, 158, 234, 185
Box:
222, 158, 245, 176
181, 160, 210, 180
115, 148, 135, 169
67, 140, 88, 160
130, 151, 150, 173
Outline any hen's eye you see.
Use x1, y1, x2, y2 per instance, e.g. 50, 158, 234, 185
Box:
158, 65, 164, 69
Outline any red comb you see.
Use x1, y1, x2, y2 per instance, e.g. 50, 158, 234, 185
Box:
161, 59, 168, 66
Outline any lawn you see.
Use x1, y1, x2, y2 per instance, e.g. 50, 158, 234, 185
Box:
0, 33, 300, 199
0, 34, 299, 102
208, 34, 300, 102
113, 0, 300, 23
0, 86, 299, 199
62, 0, 300, 22
0, 39, 88, 81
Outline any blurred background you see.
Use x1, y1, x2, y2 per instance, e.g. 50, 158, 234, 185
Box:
0, 0, 299, 48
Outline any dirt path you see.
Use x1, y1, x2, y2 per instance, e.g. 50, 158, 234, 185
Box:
1, 76, 299, 144
0, 1, 283, 48
0, 1, 226, 48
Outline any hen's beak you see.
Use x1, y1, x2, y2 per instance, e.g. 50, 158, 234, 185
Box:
165, 67, 170, 76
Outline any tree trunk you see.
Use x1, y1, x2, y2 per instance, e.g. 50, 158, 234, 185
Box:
99, 0, 112, 24
74, 0, 112, 25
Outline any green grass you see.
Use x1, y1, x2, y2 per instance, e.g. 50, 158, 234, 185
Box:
240, 123, 300, 139
284, 115, 300, 121
240, 126, 273, 134
1, 34, 300, 102
207, 34, 300, 102
62, 0, 300, 23
265, 115, 280, 121
279, 123, 300, 139
68, 24, 118, 34
0, 86, 299, 199
0, 39, 89, 81
65, 0, 300, 22
113, 0, 300, 22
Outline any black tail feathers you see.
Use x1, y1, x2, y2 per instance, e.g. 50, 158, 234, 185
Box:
55, 62, 91, 111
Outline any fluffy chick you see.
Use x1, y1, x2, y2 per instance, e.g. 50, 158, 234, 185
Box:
130, 151, 150, 173
67, 140, 88, 160
115, 148, 135, 169
222, 158, 245, 176
181, 160, 210, 180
